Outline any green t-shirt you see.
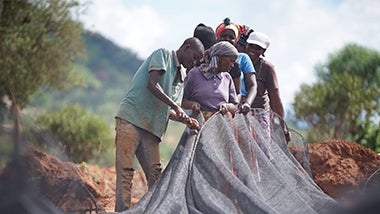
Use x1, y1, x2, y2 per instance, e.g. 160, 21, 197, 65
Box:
116, 48, 183, 139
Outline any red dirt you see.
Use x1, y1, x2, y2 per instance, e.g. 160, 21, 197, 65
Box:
308, 140, 380, 206
1, 140, 379, 213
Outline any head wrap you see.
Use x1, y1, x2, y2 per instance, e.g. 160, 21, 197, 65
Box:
237, 25, 254, 48
193, 23, 216, 50
215, 18, 241, 40
206, 41, 238, 69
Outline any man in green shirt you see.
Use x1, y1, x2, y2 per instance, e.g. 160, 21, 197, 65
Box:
114, 37, 204, 212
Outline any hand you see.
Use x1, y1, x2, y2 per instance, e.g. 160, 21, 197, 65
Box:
285, 131, 291, 143
240, 103, 251, 114
185, 117, 200, 130
191, 102, 201, 114
219, 103, 228, 115
173, 105, 189, 123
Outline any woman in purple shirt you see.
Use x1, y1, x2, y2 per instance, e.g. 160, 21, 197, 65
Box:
182, 41, 239, 121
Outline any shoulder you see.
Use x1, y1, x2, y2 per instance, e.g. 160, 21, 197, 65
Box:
237, 52, 250, 61
261, 58, 275, 70
150, 48, 171, 58
237, 53, 254, 73
187, 66, 200, 76
185, 66, 201, 80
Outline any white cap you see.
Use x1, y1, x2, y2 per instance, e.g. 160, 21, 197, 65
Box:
246, 32, 270, 49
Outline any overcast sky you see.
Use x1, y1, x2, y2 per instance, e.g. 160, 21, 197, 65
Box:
77, 0, 380, 110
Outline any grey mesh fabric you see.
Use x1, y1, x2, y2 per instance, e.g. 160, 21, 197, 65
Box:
121, 109, 339, 214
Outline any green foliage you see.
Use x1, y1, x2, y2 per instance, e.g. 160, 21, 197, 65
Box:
35, 105, 113, 163
352, 120, 380, 153
317, 44, 380, 89
0, 0, 85, 109
293, 43, 380, 148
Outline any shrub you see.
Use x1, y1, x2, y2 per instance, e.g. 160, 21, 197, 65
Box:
36, 105, 113, 163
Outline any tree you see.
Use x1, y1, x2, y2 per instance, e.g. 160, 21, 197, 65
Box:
0, 0, 85, 107
293, 43, 380, 143
0, 0, 85, 155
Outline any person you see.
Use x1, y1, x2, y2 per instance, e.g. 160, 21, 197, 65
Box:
193, 23, 217, 68
236, 25, 254, 53
215, 18, 257, 114
245, 31, 291, 142
114, 37, 204, 212
193, 23, 216, 51
181, 41, 239, 121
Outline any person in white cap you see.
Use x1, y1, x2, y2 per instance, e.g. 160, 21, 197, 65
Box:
245, 32, 291, 142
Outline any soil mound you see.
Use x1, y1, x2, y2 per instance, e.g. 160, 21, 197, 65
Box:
0, 147, 146, 213
308, 140, 380, 205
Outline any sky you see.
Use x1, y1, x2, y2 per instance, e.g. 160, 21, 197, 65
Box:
77, 0, 380, 111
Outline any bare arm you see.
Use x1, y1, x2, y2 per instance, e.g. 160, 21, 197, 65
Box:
268, 89, 284, 118
268, 89, 290, 142
181, 98, 201, 113
244, 73, 257, 105
240, 73, 257, 114
147, 70, 187, 120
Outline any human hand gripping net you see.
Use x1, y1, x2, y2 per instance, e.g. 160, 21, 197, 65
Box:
183, 117, 200, 130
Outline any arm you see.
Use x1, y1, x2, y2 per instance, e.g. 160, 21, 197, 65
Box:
169, 109, 200, 130
240, 73, 257, 114
181, 98, 201, 113
147, 70, 187, 120
268, 88, 290, 142
266, 62, 284, 118
268, 89, 284, 118
244, 73, 257, 106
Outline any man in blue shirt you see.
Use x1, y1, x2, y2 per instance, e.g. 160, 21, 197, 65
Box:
114, 37, 204, 212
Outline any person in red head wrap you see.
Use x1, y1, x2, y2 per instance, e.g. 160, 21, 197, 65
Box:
215, 18, 241, 41
215, 17, 257, 115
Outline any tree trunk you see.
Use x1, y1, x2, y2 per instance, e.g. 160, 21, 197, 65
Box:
333, 120, 343, 139
12, 103, 21, 158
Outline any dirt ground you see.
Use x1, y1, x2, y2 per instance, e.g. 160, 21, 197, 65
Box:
1, 140, 379, 213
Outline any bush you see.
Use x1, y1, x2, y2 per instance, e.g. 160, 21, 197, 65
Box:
353, 120, 380, 153
36, 105, 113, 163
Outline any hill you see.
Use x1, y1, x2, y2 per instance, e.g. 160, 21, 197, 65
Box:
30, 31, 144, 124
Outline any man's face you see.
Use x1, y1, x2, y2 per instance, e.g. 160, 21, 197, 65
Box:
217, 29, 237, 45
246, 44, 265, 60
182, 47, 204, 69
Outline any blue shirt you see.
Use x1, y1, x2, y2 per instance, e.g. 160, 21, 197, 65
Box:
238, 52, 255, 97
116, 48, 184, 139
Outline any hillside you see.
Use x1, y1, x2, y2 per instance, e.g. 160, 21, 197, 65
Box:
30, 31, 144, 124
